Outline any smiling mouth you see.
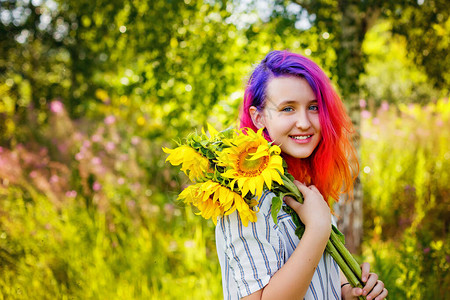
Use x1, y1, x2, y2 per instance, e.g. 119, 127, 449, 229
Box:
290, 135, 312, 140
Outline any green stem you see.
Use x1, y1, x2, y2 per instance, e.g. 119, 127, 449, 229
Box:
279, 173, 303, 203
326, 239, 365, 300
330, 228, 363, 284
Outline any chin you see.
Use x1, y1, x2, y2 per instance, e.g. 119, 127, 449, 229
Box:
282, 149, 315, 159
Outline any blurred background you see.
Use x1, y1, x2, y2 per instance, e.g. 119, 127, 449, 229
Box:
0, 0, 449, 299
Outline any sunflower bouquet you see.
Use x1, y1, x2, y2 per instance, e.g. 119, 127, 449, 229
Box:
163, 126, 365, 299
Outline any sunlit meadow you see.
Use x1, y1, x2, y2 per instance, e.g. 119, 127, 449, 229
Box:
360, 98, 450, 299
0, 98, 449, 299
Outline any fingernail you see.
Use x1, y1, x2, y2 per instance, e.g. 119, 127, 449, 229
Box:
363, 276, 367, 282
366, 296, 371, 300
363, 289, 368, 296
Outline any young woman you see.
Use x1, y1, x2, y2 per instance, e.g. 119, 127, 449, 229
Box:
215, 50, 388, 300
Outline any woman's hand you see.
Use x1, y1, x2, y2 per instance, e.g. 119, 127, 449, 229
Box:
341, 263, 388, 300
283, 180, 331, 236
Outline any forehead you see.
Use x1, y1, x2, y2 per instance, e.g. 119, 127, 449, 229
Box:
266, 76, 316, 104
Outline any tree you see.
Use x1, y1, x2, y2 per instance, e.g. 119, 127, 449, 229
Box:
390, 0, 450, 91
0, 0, 248, 142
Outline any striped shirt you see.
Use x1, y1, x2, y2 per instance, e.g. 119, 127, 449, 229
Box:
215, 190, 341, 300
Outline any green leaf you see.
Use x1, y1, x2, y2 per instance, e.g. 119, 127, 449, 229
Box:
295, 225, 305, 238
206, 151, 215, 159
271, 196, 282, 224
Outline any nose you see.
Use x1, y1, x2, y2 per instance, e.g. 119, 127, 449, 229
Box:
295, 110, 311, 130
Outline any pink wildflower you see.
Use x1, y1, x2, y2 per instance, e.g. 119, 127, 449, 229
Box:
83, 140, 91, 148
131, 136, 140, 145
74, 133, 83, 141
57, 143, 67, 154
106, 142, 115, 151
91, 157, 101, 165
50, 100, 64, 114
91, 134, 102, 143
93, 181, 102, 191
381, 101, 389, 111
65, 190, 77, 197
361, 110, 371, 119
359, 99, 367, 108
104, 115, 116, 125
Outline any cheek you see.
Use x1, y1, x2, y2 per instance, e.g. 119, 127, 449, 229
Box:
312, 116, 321, 132
267, 121, 290, 137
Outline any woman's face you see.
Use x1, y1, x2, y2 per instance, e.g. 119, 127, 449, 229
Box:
250, 76, 322, 159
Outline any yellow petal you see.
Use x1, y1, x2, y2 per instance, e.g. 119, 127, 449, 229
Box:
261, 170, 272, 190
248, 179, 256, 196
255, 177, 264, 198
248, 145, 268, 160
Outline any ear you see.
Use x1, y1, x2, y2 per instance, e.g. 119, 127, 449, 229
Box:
249, 106, 265, 129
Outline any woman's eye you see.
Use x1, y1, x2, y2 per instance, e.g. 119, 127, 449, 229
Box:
309, 105, 319, 111
282, 107, 294, 112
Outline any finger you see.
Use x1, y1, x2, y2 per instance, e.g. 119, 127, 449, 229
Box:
367, 283, 385, 300
292, 181, 312, 195
363, 273, 379, 297
351, 287, 363, 297
366, 280, 384, 300
283, 195, 302, 209
361, 262, 371, 282
374, 288, 388, 300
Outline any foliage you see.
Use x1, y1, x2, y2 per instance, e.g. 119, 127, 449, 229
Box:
0, 0, 253, 144
0, 102, 222, 299
361, 98, 450, 299
1, 98, 449, 298
360, 21, 442, 106
390, 0, 450, 91
1, 0, 449, 298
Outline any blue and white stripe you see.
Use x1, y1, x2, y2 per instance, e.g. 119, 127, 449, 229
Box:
216, 190, 341, 299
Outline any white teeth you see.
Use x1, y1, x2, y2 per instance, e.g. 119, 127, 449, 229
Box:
291, 135, 311, 140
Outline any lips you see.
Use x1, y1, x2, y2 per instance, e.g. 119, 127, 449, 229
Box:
289, 135, 313, 140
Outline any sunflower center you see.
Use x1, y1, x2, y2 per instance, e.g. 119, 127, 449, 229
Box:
236, 147, 269, 177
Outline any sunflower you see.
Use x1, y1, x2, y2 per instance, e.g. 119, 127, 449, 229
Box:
218, 128, 284, 198
178, 180, 258, 226
163, 145, 211, 182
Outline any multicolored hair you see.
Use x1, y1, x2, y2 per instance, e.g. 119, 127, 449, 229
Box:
240, 50, 359, 202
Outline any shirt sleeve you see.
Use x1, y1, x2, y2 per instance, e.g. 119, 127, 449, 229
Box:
217, 191, 286, 298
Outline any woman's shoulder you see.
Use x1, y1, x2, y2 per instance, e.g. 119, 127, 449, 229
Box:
256, 189, 276, 212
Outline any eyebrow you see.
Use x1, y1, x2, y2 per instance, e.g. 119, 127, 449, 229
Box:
276, 99, 318, 106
